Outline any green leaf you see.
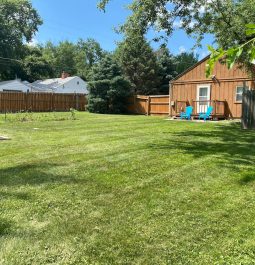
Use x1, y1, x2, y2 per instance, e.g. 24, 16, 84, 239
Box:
207, 45, 216, 53
236, 47, 243, 57
246, 29, 255, 36
226, 48, 239, 69
206, 47, 226, 77
245, 24, 255, 29
249, 47, 255, 62
206, 62, 213, 78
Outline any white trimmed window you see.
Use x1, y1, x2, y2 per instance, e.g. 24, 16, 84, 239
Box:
235, 86, 249, 102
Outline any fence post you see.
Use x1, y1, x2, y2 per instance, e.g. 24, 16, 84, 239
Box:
50, 93, 53, 111
224, 99, 227, 119
147, 96, 151, 116
252, 90, 255, 129
242, 90, 255, 129
25, 91, 28, 111
242, 91, 248, 129
213, 100, 216, 117
76, 93, 79, 110
169, 93, 172, 117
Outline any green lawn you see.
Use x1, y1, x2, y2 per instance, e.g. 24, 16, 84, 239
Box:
1, 112, 255, 264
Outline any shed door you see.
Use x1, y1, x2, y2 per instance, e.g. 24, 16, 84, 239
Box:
197, 84, 211, 113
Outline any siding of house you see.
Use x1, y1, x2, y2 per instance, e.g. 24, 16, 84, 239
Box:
170, 57, 255, 118
54, 77, 88, 94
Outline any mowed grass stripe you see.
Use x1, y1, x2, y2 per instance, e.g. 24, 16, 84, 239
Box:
1, 112, 255, 264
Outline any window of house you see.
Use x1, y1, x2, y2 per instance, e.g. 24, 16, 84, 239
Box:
77, 81, 79, 85
3, 89, 22, 93
235, 86, 249, 102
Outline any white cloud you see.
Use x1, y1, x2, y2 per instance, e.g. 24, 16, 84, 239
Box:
173, 20, 183, 29
201, 50, 210, 58
173, 19, 195, 29
27, 38, 38, 47
179, 46, 186, 53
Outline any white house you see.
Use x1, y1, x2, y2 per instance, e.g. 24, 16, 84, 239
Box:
31, 73, 88, 94
0, 79, 31, 93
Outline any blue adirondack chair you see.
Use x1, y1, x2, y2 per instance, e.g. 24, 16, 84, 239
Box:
180, 106, 193, 120
199, 106, 214, 121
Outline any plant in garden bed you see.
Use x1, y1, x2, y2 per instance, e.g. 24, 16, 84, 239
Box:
69, 108, 77, 120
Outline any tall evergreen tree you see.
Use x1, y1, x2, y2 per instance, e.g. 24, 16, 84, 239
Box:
115, 28, 159, 95
87, 55, 131, 114
156, 46, 177, 94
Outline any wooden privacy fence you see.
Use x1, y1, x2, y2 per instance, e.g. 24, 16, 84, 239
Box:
242, 90, 255, 129
0, 92, 87, 113
127, 95, 169, 116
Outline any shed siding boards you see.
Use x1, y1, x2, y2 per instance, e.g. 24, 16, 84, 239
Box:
170, 56, 255, 119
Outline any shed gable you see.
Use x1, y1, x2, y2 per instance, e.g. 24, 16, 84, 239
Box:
172, 56, 249, 83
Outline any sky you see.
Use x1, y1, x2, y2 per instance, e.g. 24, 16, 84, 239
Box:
31, 0, 214, 59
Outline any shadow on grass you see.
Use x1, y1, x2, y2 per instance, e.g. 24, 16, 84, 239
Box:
0, 218, 13, 236
0, 191, 32, 201
148, 122, 255, 182
0, 163, 77, 187
238, 171, 255, 185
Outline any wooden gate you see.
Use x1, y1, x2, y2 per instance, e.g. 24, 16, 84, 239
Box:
127, 95, 169, 116
242, 90, 255, 129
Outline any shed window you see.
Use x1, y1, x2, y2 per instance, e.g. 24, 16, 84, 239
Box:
77, 81, 79, 85
235, 86, 249, 102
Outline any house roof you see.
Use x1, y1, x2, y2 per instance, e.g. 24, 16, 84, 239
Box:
0, 79, 24, 86
33, 76, 79, 88
0, 79, 30, 88
170, 55, 210, 83
0, 80, 13, 86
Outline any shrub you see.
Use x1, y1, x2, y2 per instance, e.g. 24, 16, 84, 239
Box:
87, 55, 132, 114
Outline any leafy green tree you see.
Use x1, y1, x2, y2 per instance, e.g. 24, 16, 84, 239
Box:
98, 0, 255, 49
0, 0, 42, 80
55, 41, 77, 76
75, 38, 106, 80
40, 39, 106, 80
207, 23, 255, 77
87, 55, 131, 113
174, 52, 199, 75
21, 46, 53, 82
156, 46, 177, 94
41, 41, 57, 74
115, 28, 159, 95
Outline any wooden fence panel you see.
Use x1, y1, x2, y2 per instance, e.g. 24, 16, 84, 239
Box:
149, 96, 169, 115
127, 95, 169, 116
0, 92, 87, 113
242, 90, 255, 129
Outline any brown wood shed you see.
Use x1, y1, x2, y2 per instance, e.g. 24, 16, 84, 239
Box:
169, 56, 255, 119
